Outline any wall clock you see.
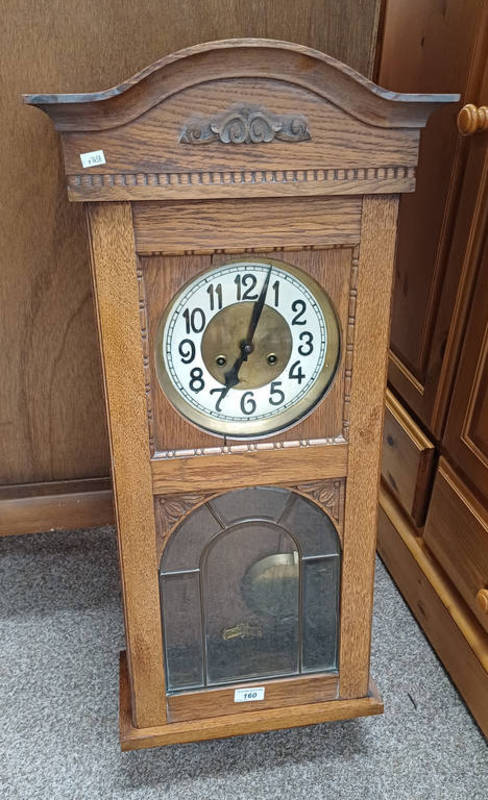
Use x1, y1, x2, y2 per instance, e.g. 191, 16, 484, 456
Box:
25, 39, 456, 750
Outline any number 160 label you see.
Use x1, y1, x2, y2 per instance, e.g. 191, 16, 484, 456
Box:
234, 687, 265, 703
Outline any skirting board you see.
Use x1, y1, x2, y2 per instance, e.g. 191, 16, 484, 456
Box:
378, 484, 488, 737
119, 651, 383, 750
0, 478, 114, 536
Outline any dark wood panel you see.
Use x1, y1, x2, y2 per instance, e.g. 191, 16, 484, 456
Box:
381, 389, 435, 526
1, 1, 382, 490
443, 225, 488, 504
377, 490, 488, 738
423, 459, 488, 634
378, 0, 485, 431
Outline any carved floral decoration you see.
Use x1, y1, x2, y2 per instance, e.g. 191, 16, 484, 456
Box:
180, 104, 311, 145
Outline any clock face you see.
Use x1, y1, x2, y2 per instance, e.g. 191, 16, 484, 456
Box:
155, 259, 341, 439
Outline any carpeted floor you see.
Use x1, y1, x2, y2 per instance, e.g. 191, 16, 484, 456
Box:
0, 525, 486, 800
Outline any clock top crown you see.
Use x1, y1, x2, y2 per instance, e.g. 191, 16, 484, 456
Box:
23, 38, 459, 204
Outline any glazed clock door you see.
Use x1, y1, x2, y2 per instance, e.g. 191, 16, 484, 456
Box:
159, 486, 342, 720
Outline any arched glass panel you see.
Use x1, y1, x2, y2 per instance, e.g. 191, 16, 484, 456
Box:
159, 486, 341, 694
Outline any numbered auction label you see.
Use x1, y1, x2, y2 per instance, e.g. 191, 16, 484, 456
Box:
234, 687, 265, 703
80, 149, 106, 168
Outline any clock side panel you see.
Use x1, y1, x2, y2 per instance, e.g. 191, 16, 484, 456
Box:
140, 245, 354, 454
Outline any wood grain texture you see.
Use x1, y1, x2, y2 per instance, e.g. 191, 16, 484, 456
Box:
442, 215, 488, 505
432, 42, 488, 441
26, 40, 456, 204
339, 194, 398, 698
151, 444, 348, 495
120, 651, 383, 749
0, 484, 113, 536
2, 0, 383, 498
133, 197, 362, 254
142, 244, 352, 454
423, 458, 488, 634
66, 167, 416, 202
380, 0, 485, 432
381, 388, 435, 526
167, 673, 339, 723
378, 487, 488, 737
26, 38, 447, 132
86, 202, 165, 728
60, 74, 421, 163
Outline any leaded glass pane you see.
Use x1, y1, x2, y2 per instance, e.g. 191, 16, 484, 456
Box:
302, 556, 340, 672
161, 572, 203, 691
203, 522, 298, 684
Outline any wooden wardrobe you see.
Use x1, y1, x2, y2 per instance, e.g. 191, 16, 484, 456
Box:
377, 0, 488, 736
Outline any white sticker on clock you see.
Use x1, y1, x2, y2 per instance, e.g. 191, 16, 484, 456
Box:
80, 149, 106, 168
234, 687, 265, 703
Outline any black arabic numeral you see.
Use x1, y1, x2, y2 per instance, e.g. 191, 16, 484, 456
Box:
272, 280, 280, 307
235, 273, 258, 301
242, 274, 258, 300
207, 283, 223, 311
183, 307, 206, 334
289, 360, 305, 384
240, 391, 256, 415
269, 381, 285, 406
298, 331, 314, 356
189, 367, 205, 392
178, 338, 196, 364
210, 387, 227, 412
291, 299, 307, 325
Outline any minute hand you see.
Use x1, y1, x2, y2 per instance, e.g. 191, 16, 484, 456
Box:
245, 265, 273, 346
220, 266, 273, 397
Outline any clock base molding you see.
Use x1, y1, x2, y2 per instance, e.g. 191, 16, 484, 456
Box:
0, 478, 114, 537
378, 485, 488, 737
118, 651, 383, 750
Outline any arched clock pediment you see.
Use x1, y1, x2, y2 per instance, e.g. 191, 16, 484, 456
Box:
23, 39, 457, 204
23, 38, 455, 132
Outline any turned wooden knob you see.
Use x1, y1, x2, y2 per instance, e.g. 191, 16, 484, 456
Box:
476, 588, 488, 614
457, 104, 488, 135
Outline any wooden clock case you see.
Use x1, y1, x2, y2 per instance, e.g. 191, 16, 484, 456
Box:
24, 39, 456, 750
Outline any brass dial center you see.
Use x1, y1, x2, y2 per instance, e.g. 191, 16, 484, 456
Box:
201, 302, 292, 390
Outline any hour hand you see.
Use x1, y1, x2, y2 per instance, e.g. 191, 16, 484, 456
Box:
220, 344, 248, 398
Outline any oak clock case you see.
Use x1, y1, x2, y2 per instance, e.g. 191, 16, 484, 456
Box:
24, 39, 456, 749
155, 258, 341, 439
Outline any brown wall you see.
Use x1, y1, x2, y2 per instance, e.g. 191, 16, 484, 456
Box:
0, 0, 381, 489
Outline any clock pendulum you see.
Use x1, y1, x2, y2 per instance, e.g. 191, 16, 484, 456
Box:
25, 39, 458, 749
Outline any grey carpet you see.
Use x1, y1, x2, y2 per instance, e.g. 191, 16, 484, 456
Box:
0, 525, 486, 800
